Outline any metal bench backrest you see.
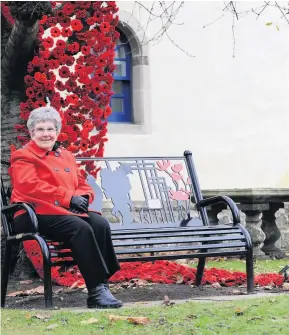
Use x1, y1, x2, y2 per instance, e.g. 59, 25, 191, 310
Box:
76, 151, 209, 229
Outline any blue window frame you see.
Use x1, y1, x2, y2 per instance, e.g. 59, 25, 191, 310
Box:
109, 31, 132, 122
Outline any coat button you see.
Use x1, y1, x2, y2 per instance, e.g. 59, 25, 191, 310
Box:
55, 152, 60, 157
54, 200, 60, 206
54, 167, 59, 171
64, 168, 70, 172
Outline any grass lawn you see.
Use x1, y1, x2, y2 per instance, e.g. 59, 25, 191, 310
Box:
1, 295, 289, 335
191, 258, 289, 274
1, 259, 288, 334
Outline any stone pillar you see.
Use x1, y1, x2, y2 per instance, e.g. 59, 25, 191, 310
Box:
239, 204, 268, 258
217, 208, 246, 226
261, 203, 285, 258
206, 203, 226, 225
275, 203, 289, 252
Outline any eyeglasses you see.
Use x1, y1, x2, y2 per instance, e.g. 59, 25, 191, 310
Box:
33, 127, 57, 135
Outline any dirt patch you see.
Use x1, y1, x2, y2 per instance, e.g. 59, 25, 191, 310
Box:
4, 278, 286, 310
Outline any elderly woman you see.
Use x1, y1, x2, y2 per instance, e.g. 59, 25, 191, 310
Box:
10, 106, 122, 309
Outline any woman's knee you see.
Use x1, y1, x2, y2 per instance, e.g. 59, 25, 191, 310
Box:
88, 212, 111, 233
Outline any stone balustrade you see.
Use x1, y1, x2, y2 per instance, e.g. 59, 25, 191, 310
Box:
202, 188, 289, 258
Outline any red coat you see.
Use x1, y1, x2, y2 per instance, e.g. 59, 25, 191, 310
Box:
9, 140, 95, 217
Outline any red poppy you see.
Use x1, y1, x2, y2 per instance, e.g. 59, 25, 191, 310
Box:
49, 59, 60, 69
63, 2, 75, 15
44, 80, 54, 91
34, 72, 47, 83
100, 22, 110, 33
47, 17, 58, 27
39, 15, 48, 25
103, 106, 112, 118
53, 48, 65, 59
55, 9, 65, 20
67, 42, 80, 53
78, 1, 91, 9
59, 66, 70, 78
25, 87, 35, 99
71, 19, 83, 31
80, 140, 88, 151
34, 100, 46, 108
56, 39, 66, 49
50, 26, 61, 37
61, 27, 73, 37
24, 75, 34, 86
65, 56, 75, 66
43, 37, 54, 49
86, 17, 96, 25
75, 9, 87, 19
94, 11, 103, 22
39, 50, 50, 59
59, 16, 71, 28
81, 45, 91, 56
67, 94, 79, 105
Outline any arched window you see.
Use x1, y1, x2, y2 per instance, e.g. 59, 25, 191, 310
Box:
109, 31, 132, 122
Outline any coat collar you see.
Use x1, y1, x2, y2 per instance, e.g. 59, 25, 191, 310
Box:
26, 140, 62, 158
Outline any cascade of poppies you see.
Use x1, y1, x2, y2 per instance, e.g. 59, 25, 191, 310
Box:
13, 0, 119, 177
2, 1, 119, 286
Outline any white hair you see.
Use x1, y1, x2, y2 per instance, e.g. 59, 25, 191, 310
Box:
27, 106, 62, 133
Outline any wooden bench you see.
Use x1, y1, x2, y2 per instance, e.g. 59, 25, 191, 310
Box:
1, 150, 254, 308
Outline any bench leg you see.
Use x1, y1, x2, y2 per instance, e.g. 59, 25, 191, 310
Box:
195, 257, 206, 286
1, 241, 13, 307
246, 250, 254, 293
43, 263, 53, 309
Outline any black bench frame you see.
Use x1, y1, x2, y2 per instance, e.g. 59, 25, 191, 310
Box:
1, 151, 254, 308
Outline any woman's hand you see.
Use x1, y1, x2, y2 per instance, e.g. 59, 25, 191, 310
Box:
70, 196, 89, 212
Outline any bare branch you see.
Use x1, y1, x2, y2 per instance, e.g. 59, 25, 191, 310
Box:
275, 1, 289, 23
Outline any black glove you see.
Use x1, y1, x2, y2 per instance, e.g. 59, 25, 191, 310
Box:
70, 196, 88, 213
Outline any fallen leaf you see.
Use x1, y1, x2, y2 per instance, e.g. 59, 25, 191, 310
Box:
127, 317, 150, 325
7, 290, 26, 297
33, 313, 51, 320
46, 323, 59, 330
162, 295, 175, 306
263, 285, 273, 290
80, 318, 99, 325
108, 315, 128, 322
211, 282, 221, 289
69, 280, 80, 290
235, 308, 244, 316
249, 316, 262, 321
282, 282, 289, 291
53, 288, 63, 294
176, 275, 184, 284
231, 289, 246, 295
7, 286, 44, 297
266, 22, 273, 26
19, 280, 33, 285
107, 315, 149, 325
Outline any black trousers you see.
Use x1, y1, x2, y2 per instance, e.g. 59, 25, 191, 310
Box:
13, 212, 120, 290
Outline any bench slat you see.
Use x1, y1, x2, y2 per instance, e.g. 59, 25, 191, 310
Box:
111, 226, 241, 236
116, 250, 248, 262
113, 235, 246, 247
114, 242, 247, 254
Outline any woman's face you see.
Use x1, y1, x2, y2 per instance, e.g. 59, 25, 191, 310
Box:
31, 120, 58, 151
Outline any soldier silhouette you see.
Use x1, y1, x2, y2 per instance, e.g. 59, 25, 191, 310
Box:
86, 174, 103, 212
100, 163, 134, 225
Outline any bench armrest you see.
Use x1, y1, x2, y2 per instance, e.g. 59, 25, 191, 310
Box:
1, 203, 39, 235
198, 196, 240, 225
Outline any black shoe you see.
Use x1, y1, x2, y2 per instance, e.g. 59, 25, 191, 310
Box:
87, 283, 123, 309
